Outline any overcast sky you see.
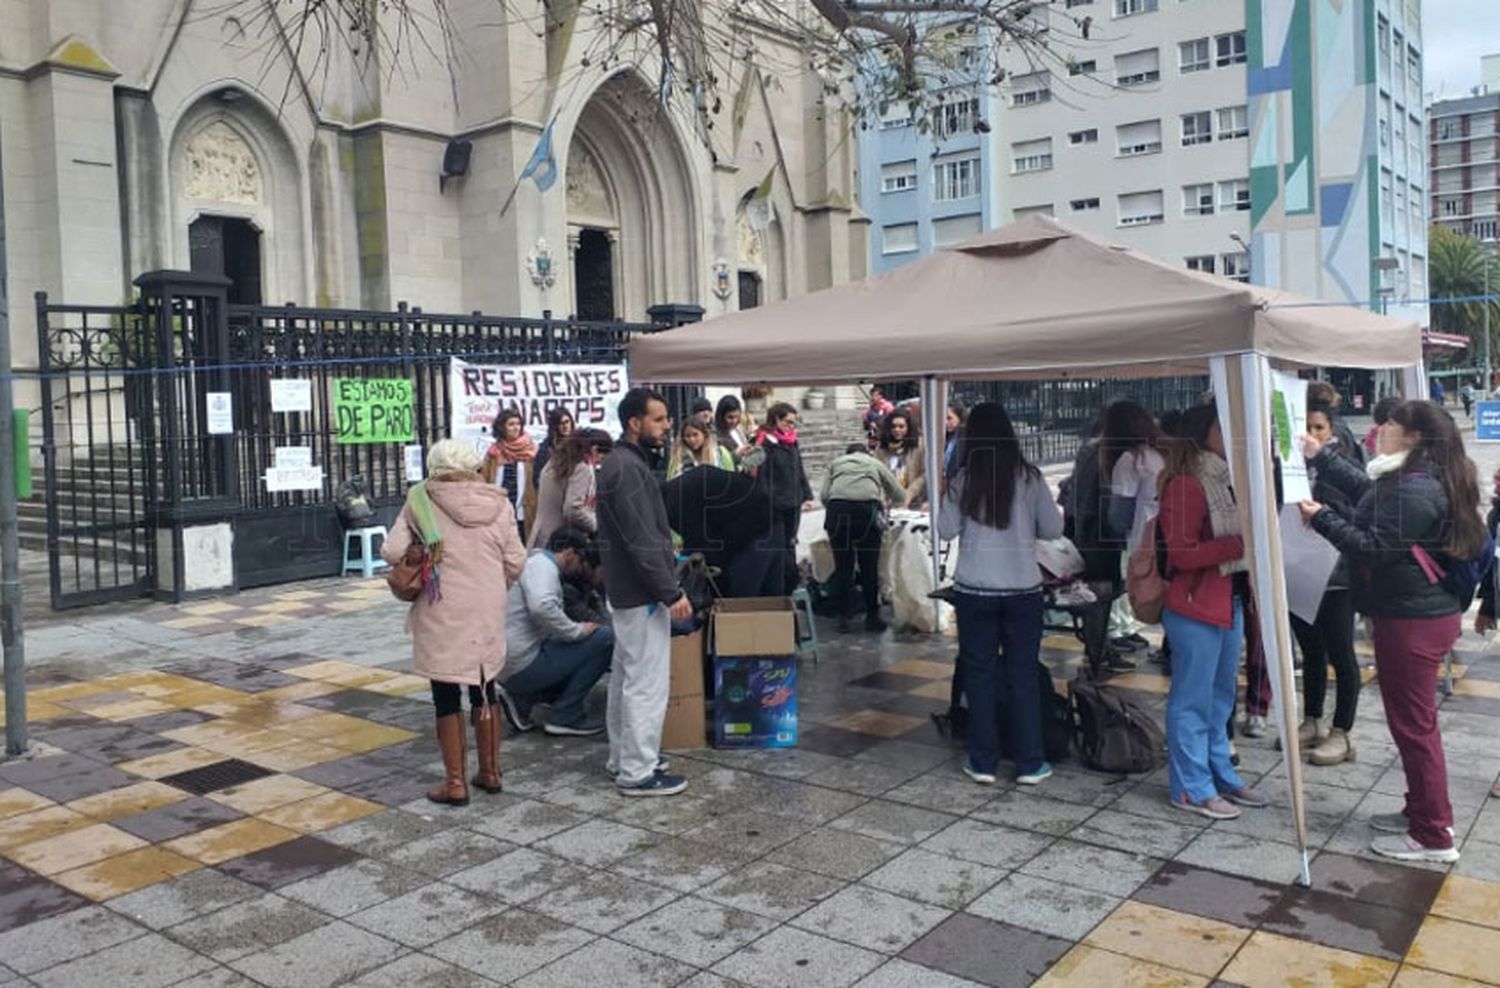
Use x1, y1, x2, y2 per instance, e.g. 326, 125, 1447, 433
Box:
1424, 0, 1500, 99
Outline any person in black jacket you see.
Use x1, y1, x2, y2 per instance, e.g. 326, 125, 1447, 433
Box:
1060, 415, 1132, 674
1474, 468, 1500, 803
595, 388, 693, 797
750, 402, 814, 596
1300, 400, 1487, 862
1287, 400, 1361, 766
662, 464, 772, 597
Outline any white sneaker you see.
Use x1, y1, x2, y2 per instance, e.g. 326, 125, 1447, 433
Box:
962, 762, 997, 785
1370, 833, 1460, 864
1242, 715, 1267, 739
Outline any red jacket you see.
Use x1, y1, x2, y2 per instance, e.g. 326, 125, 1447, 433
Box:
1159, 474, 1245, 629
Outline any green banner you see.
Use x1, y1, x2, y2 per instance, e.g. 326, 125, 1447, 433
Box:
333, 379, 414, 444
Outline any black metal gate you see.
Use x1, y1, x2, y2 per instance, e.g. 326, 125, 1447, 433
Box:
35, 295, 158, 609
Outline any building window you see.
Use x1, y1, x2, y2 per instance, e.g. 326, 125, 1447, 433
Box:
1117, 119, 1163, 157
880, 160, 917, 194
933, 213, 983, 247
933, 97, 979, 138
1181, 111, 1212, 146
1118, 190, 1165, 226
1222, 251, 1250, 282
1069, 59, 1097, 76
1219, 179, 1251, 212
1012, 204, 1056, 219
1407, 46, 1421, 87
1012, 138, 1054, 174
882, 223, 918, 255
1436, 117, 1459, 141
1215, 31, 1247, 67
1114, 0, 1157, 16
1217, 105, 1249, 139
879, 102, 912, 129
1440, 197, 1462, 217
1070, 197, 1101, 211
1115, 48, 1161, 86
1064, 0, 1093, 6
1069, 128, 1099, 145
1179, 38, 1210, 73
1183, 184, 1215, 216
1011, 72, 1052, 107
1473, 219, 1498, 243
1185, 255, 1215, 274
934, 155, 981, 201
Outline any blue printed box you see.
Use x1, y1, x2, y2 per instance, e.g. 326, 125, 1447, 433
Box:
712, 656, 798, 748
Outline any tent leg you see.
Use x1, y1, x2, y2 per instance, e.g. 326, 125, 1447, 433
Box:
921, 378, 947, 630
1298, 850, 1312, 889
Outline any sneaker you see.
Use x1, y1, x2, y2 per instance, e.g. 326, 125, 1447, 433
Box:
1223, 786, 1269, 809
1242, 715, 1268, 739
1110, 636, 1141, 654
1492, 780, 1500, 799
1125, 633, 1151, 648
495, 684, 534, 733
1172, 792, 1241, 820
617, 772, 689, 797
544, 720, 605, 737
1016, 762, 1053, 786
604, 757, 670, 779
1369, 833, 1460, 864
1103, 652, 1137, 673
1369, 812, 1454, 838
962, 762, 998, 785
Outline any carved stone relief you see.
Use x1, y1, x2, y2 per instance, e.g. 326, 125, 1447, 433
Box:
184, 122, 262, 205
736, 208, 764, 271
565, 143, 614, 223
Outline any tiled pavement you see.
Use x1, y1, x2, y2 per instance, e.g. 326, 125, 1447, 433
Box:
0, 583, 1499, 986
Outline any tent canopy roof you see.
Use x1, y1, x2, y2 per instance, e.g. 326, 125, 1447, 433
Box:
630, 215, 1422, 385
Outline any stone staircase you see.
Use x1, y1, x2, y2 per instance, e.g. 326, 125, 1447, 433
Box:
18, 446, 153, 564
795, 408, 868, 494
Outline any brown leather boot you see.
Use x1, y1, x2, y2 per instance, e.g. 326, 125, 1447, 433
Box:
471, 706, 503, 794
428, 713, 470, 806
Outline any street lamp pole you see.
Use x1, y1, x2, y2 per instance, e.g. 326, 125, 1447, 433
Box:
1485, 249, 1492, 396
0, 125, 25, 758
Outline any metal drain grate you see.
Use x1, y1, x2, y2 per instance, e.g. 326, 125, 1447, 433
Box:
159, 758, 275, 795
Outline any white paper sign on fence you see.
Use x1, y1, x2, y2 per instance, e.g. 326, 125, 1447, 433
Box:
269, 379, 313, 414
206, 392, 234, 435
273, 446, 313, 469
1269, 370, 1311, 503
404, 444, 424, 483
449, 358, 630, 452
264, 466, 325, 493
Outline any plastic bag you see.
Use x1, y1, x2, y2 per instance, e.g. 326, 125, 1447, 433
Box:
884, 522, 951, 634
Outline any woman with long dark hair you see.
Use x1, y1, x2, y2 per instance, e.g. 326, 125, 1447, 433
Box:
482, 407, 537, 540
878, 408, 927, 508
1158, 404, 1267, 820
1099, 399, 1165, 658
528, 429, 612, 549
752, 403, 814, 595
534, 407, 575, 481
715, 395, 753, 462
1302, 400, 1485, 862
938, 402, 1063, 787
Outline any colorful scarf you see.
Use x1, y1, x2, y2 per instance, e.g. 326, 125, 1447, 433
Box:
1190, 454, 1248, 576
489, 434, 537, 465
758, 426, 798, 447
406, 481, 445, 603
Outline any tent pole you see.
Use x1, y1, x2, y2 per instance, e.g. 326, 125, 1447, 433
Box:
1400, 360, 1428, 402
922, 377, 947, 628
1214, 354, 1313, 887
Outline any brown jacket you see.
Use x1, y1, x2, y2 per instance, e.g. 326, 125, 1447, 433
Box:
527, 460, 596, 549
382, 477, 527, 685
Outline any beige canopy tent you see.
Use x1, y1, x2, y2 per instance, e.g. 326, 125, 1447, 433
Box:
633, 216, 1426, 888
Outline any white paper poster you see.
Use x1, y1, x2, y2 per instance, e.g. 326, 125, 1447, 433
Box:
263, 466, 325, 493
404, 444, 425, 483
1279, 503, 1341, 623
1269, 371, 1311, 503
206, 392, 234, 435
270, 379, 313, 414
449, 358, 630, 454
273, 446, 313, 469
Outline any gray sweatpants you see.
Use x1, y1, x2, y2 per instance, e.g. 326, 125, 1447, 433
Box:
606, 603, 672, 786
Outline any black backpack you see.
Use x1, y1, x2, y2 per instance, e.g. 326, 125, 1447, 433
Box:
334, 476, 376, 528
1070, 675, 1165, 774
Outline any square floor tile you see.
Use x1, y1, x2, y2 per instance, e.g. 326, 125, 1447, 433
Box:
1310, 851, 1448, 916
849, 672, 937, 693
14, 764, 137, 804
1389, 966, 1494, 987
116, 748, 225, 780
429, 908, 592, 983
1430, 874, 1500, 930
28, 929, 216, 988
797, 726, 881, 758
615, 895, 775, 968
104, 869, 262, 930
0, 788, 54, 820
1260, 886, 1425, 961
1175, 830, 1308, 886
609, 837, 751, 894
900, 913, 1071, 988
1018, 839, 1162, 898
208, 775, 329, 815
519, 936, 698, 988
1133, 861, 1286, 929
856, 958, 989, 988
1072, 809, 1202, 860
227, 920, 404, 988
165, 891, 329, 962
1084, 900, 1250, 976
217, 836, 362, 890
5, 822, 147, 876
342, 953, 497, 988
882, 659, 955, 680
827, 711, 927, 740
68, 781, 187, 822
383, 829, 515, 879
1222, 930, 1397, 987
0, 805, 92, 851
776, 828, 907, 882
0, 868, 90, 932
792, 883, 951, 954
0, 903, 145, 974
921, 818, 1055, 870
830, 800, 957, 845
533, 818, 662, 868
257, 791, 383, 834
51, 846, 201, 901
701, 860, 848, 921
863, 847, 1006, 910
967, 873, 1121, 942
529, 870, 679, 934
1405, 915, 1500, 983
162, 818, 300, 866
1033, 945, 1206, 988
112, 796, 245, 843
714, 925, 886, 988
277, 858, 431, 918
317, 810, 450, 859
969, 792, 1100, 836
347, 882, 507, 947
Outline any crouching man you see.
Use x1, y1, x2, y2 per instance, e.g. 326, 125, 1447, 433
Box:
496, 527, 613, 737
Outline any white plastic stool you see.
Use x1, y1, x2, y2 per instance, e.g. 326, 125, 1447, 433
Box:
343, 526, 390, 578
790, 585, 819, 665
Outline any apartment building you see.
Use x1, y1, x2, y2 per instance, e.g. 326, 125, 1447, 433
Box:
1430, 56, 1500, 245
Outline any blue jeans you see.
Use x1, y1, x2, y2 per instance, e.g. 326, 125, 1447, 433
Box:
955, 591, 1046, 776
503, 628, 614, 727
1162, 603, 1245, 803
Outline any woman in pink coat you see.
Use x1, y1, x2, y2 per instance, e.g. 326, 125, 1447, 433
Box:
383, 439, 527, 806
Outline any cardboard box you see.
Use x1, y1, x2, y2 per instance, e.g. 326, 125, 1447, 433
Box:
661, 630, 707, 750
712, 597, 797, 657
713, 655, 798, 748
